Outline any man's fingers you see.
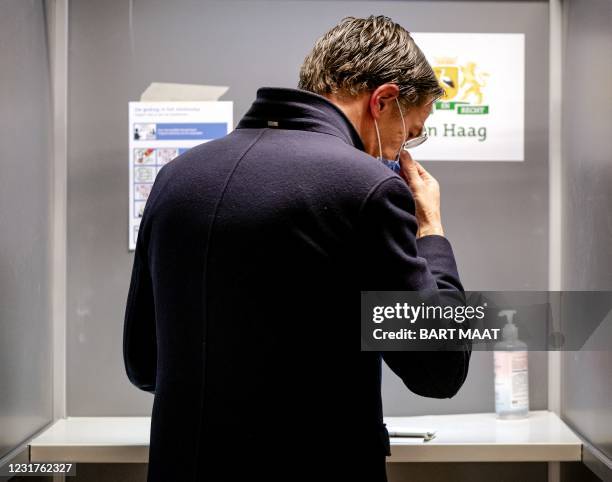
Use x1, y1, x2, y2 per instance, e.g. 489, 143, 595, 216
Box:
399, 149, 416, 169
414, 161, 432, 180
398, 151, 421, 186
400, 151, 421, 177
400, 152, 431, 186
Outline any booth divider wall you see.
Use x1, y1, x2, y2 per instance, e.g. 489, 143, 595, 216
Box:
560, 0, 612, 480
0, 0, 54, 469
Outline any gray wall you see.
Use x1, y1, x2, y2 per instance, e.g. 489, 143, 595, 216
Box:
67, 0, 549, 416
0, 0, 53, 464
560, 0, 612, 479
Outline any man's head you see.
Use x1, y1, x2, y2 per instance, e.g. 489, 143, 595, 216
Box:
299, 15, 443, 159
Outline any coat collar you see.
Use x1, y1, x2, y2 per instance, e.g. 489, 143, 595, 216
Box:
236, 87, 365, 151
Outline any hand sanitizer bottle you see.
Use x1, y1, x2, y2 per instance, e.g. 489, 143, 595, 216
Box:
494, 310, 529, 419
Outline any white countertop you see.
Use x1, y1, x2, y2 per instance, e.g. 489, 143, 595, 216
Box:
29, 410, 581, 463
386, 410, 582, 462
29, 417, 151, 463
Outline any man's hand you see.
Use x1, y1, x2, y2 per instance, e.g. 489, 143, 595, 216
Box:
398, 150, 444, 238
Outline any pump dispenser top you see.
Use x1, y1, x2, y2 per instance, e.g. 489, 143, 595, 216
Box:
498, 309, 518, 341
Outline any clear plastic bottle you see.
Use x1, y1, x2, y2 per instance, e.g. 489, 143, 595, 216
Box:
494, 310, 529, 419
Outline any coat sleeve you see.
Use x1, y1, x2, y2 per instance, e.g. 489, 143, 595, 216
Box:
123, 227, 157, 394
122, 164, 174, 394
358, 176, 471, 399
123, 164, 175, 396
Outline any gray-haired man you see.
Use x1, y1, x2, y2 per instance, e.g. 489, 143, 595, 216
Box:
124, 15, 470, 482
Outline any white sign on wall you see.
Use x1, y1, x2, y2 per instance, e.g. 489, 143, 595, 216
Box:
410, 33, 525, 161
128, 101, 233, 250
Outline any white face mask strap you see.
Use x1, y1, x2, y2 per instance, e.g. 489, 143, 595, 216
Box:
373, 118, 383, 160
374, 98, 406, 161
395, 98, 407, 161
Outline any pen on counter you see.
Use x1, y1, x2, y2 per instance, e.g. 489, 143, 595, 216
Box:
387, 430, 437, 442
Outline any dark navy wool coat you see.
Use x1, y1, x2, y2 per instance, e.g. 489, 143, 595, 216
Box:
124, 87, 471, 482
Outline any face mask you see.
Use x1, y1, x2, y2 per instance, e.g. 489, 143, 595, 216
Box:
374, 98, 407, 173
375, 98, 429, 173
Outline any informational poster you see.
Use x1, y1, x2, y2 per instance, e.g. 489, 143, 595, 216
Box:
128, 101, 233, 250
410, 33, 525, 161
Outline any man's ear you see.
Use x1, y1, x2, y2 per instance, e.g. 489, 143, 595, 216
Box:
369, 83, 401, 120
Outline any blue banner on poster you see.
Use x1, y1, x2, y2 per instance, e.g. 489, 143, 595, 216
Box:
156, 123, 227, 140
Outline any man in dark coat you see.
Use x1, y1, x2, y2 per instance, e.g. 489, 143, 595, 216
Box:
124, 15, 471, 482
